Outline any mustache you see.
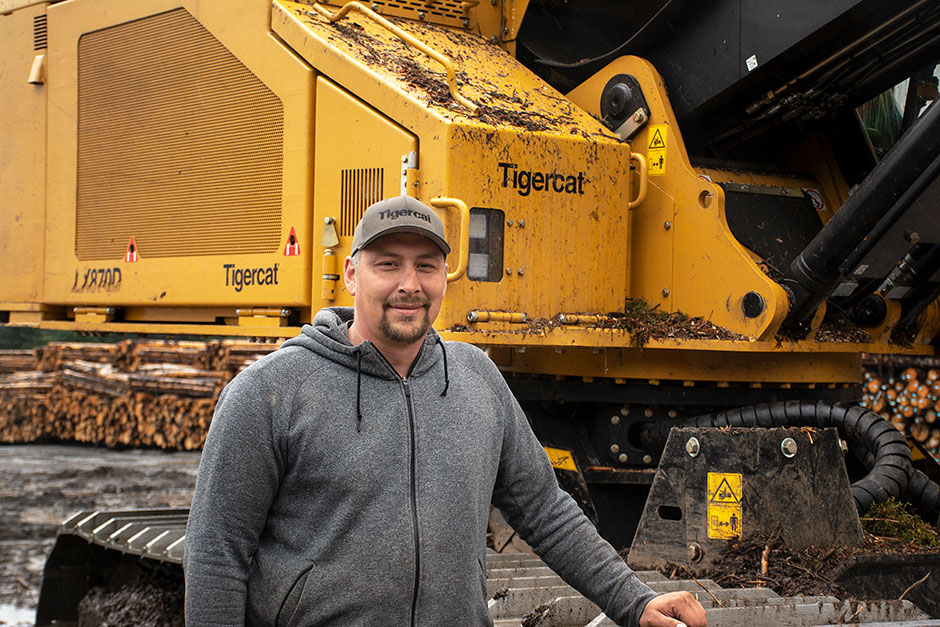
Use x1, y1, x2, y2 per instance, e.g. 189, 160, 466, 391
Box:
383, 297, 431, 310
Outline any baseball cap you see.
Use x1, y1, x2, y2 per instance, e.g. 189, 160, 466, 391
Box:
350, 196, 451, 256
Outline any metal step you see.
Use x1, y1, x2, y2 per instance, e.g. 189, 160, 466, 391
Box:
484, 552, 940, 627
47, 511, 940, 626
59, 508, 188, 564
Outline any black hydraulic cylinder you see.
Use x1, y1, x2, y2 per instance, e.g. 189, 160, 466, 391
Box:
783, 98, 940, 329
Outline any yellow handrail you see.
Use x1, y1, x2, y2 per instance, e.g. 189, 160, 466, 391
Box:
628, 152, 648, 210
311, 2, 480, 116
430, 197, 470, 282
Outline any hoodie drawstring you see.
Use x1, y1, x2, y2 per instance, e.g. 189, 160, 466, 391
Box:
437, 337, 449, 397
354, 339, 448, 432
355, 347, 363, 433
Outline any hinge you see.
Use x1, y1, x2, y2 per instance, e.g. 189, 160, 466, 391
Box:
401, 151, 418, 196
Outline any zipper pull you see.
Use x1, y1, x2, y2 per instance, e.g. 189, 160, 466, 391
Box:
402, 377, 411, 397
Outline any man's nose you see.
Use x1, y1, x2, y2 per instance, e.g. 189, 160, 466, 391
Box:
398, 265, 421, 292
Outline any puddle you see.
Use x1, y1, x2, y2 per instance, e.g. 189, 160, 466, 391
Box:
0, 604, 33, 627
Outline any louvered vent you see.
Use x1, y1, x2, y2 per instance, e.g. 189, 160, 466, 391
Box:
327, 0, 466, 27
76, 8, 283, 260
340, 168, 384, 237
33, 14, 47, 50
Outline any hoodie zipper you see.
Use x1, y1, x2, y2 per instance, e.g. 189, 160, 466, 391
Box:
402, 376, 421, 627
366, 346, 424, 626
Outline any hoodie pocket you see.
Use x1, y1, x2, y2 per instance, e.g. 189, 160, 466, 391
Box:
277, 563, 314, 627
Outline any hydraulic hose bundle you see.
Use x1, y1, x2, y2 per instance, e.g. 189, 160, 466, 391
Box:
646, 401, 940, 520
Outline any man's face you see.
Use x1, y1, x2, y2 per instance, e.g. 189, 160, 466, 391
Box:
345, 232, 446, 350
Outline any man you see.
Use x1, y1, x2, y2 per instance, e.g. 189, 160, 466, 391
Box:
184, 196, 706, 627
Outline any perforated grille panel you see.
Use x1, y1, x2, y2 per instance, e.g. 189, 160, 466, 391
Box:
340, 168, 384, 237
327, 0, 466, 27
76, 9, 283, 260
33, 15, 47, 50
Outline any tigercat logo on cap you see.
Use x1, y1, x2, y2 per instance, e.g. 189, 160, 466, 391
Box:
379, 208, 432, 223
498, 162, 586, 197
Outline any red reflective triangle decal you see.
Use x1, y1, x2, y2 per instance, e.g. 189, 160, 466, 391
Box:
125, 237, 139, 263
283, 227, 300, 257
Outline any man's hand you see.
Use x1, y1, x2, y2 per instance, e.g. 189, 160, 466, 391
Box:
639, 591, 707, 627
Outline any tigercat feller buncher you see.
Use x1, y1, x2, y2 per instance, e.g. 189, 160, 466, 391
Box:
4, 0, 940, 623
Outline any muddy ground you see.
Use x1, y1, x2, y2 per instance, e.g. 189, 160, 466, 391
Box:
0, 444, 200, 626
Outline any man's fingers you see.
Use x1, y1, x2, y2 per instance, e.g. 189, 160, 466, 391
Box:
639, 591, 708, 627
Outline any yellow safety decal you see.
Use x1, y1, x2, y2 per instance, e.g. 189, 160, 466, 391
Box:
647, 124, 668, 177
908, 439, 926, 461
707, 472, 742, 540
544, 447, 578, 472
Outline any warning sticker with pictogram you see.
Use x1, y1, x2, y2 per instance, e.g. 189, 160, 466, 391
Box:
125, 237, 139, 263
283, 227, 300, 257
647, 124, 668, 177
649, 127, 666, 149
543, 446, 577, 472
802, 188, 826, 211
707, 472, 742, 539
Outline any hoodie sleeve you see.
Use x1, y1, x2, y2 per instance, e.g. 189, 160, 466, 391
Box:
491, 387, 657, 627
184, 362, 286, 626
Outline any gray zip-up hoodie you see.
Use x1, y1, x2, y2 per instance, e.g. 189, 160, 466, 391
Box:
184, 307, 656, 626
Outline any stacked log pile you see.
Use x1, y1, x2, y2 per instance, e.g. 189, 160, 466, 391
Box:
0, 349, 36, 373
0, 340, 279, 450
7, 342, 935, 457
861, 354, 940, 458
35, 342, 121, 371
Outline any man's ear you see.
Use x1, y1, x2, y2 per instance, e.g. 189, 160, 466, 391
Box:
343, 257, 357, 296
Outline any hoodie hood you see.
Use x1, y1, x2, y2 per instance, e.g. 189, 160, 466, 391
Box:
282, 306, 445, 380
282, 307, 450, 433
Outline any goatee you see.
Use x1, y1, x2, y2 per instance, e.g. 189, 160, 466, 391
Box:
380, 298, 431, 344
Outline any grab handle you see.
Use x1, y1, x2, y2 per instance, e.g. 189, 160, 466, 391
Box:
430, 197, 470, 282
628, 152, 648, 210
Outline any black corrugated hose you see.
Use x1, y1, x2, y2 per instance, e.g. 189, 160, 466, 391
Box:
676, 401, 940, 521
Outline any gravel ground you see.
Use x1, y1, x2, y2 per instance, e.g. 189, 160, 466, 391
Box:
0, 444, 200, 626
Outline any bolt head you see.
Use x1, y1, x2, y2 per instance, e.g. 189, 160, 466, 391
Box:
664, 221, 672, 230
610, 444, 620, 454
611, 415, 621, 425
662, 288, 670, 297
618, 453, 628, 463
742, 291, 765, 318
643, 454, 653, 465
688, 542, 703, 562
781, 437, 798, 458
686, 437, 700, 457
